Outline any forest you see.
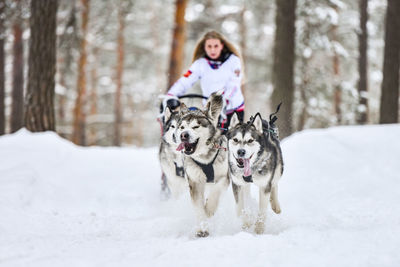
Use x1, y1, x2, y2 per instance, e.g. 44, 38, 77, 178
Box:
0, 0, 398, 147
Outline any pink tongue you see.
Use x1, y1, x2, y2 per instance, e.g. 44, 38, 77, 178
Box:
176, 143, 185, 151
244, 159, 251, 177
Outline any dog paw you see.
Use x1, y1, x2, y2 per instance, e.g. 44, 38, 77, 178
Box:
270, 197, 281, 214
240, 209, 254, 230
196, 230, 209, 238
255, 221, 265, 235
241, 221, 252, 230
271, 203, 281, 214
205, 208, 215, 218
205, 203, 216, 218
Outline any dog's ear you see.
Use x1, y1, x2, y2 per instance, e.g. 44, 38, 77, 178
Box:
205, 91, 224, 125
179, 102, 189, 115
229, 112, 240, 130
165, 107, 172, 122
253, 113, 263, 134
173, 104, 181, 113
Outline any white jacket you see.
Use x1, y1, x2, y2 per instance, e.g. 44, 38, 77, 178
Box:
168, 54, 244, 113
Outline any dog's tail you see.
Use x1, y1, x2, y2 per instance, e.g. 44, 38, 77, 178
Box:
269, 102, 282, 126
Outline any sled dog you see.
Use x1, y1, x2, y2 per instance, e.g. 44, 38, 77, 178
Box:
159, 107, 187, 199
226, 108, 283, 234
175, 91, 229, 237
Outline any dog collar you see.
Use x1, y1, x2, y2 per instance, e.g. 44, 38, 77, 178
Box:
243, 175, 253, 183
213, 143, 227, 151
206, 138, 227, 151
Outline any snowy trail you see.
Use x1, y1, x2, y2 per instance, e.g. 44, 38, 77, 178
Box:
1, 126, 400, 267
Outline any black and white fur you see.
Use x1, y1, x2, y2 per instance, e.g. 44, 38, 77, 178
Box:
159, 107, 187, 199
175, 91, 229, 237
226, 112, 283, 234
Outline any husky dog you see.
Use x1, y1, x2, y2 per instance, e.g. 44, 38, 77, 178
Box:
159, 107, 187, 199
226, 109, 283, 234
175, 91, 229, 237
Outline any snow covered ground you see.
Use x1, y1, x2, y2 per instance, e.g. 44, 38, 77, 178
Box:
1, 125, 400, 267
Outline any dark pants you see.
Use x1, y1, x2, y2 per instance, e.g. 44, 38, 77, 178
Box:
219, 110, 244, 133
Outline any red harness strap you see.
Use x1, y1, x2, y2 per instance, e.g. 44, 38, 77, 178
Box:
157, 118, 164, 136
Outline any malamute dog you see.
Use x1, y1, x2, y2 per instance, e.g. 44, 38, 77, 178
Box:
175, 91, 229, 237
226, 109, 283, 234
159, 107, 187, 199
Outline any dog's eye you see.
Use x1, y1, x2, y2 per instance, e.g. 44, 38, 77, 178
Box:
180, 126, 184, 130
233, 138, 238, 143
192, 125, 200, 129
248, 139, 254, 144
171, 125, 175, 128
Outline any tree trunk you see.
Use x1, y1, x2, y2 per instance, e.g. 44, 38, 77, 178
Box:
58, 58, 67, 123
25, 0, 58, 132
379, 0, 400, 124
333, 41, 342, 124
88, 46, 98, 146
58, 1, 77, 125
0, 0, 5, 135
167, 0, 187, 90
72, 0, 90, 145
11, 18, 24, 133
357, 0, 369, 124
114, 3, 126, 146
271, 0, 297, 139
331, 7, 342, 125
297, 1, 312, 132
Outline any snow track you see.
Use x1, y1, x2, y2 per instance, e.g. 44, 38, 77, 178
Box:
1, 126, 399, 267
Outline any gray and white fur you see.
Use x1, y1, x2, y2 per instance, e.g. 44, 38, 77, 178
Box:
226, 112, 284, 234
175, 91, 229, 237
159, 107, 187, 199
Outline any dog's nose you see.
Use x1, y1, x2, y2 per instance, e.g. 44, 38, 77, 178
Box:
180, 131, 189, 141
237, 149, 246, 157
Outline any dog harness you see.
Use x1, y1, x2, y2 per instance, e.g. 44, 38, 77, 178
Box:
192, 149, 220, 183
174, 162, 185, 178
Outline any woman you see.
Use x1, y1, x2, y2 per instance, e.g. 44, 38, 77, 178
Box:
166, 30, 245, 130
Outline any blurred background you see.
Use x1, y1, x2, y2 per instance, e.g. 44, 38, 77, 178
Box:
0, 0, 398, 147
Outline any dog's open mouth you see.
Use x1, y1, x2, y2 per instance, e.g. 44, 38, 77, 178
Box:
235, 155, 253, 177
236, 158, 245, 168
176, 139, 199, 155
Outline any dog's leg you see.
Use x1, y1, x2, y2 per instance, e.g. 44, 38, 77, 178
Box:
240, 184, 252, 229
232, 182, 243, 217
188, 178, 208, 237
232, 181, 240, 205
160, 173, 171, 200
205, 178, 229, 218
270, 185, 281, 214
270, 162, 283, 214
232, 182, 252, 229
167, 175, 187, 199
255, 186, 271, 234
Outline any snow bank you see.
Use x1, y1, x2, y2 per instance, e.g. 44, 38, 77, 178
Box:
0, 125, 399, 267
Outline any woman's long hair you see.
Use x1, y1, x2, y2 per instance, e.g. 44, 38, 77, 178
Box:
192, 31, 241, 62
